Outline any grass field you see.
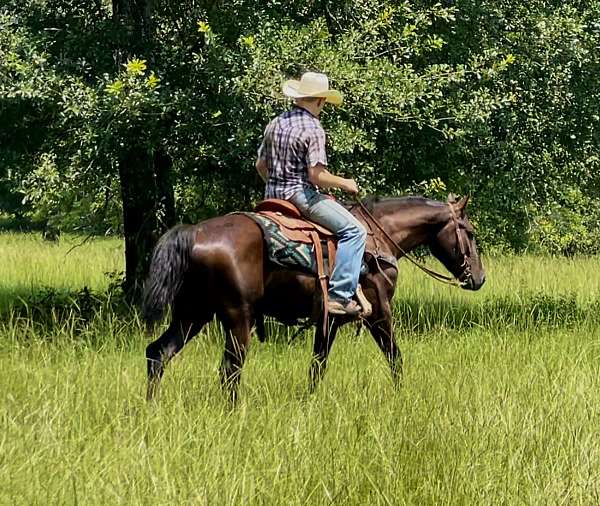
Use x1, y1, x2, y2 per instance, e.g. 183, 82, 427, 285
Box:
2, 233, 600, 504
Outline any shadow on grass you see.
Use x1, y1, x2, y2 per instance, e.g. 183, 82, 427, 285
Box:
1, 284, 598, 341
392, 293, 599, 334
265, 292, 599, 342
0, 284, 132, 328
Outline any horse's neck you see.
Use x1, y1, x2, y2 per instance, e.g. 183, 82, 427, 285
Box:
376, 201, 448, 254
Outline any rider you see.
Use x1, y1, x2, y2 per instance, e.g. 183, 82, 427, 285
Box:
255, 72, 367, 316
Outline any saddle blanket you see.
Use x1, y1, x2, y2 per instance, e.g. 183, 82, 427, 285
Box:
240, 212, 333, 276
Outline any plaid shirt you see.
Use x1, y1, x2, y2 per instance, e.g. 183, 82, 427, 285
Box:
258, 106, 328, 199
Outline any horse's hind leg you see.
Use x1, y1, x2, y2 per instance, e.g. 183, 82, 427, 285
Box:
219, 305, 253, 405
146, 318, 203, 400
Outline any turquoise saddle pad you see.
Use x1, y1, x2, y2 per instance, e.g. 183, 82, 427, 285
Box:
240, 212, 331, 276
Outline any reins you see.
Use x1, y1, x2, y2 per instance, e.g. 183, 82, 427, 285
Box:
353, 197, 463, 288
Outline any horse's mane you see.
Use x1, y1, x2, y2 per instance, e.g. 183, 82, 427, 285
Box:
351, 195, 445, 213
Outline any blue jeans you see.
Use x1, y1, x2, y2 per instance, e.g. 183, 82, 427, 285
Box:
290, 188, 367, 302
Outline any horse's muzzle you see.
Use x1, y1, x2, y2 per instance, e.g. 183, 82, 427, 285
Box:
461, 273, 485, 291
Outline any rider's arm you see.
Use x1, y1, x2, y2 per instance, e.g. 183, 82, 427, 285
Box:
306, 127, 358, 194
256, 158, 268, 183
308, 164, 358, 194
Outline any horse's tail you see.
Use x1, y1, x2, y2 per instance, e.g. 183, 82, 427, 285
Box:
142, 224, 195, 327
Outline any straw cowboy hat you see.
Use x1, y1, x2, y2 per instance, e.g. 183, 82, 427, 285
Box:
282, 72, 343, 105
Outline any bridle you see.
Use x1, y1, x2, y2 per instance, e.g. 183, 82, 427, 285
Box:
448, 201, 473, 285
354, 197, 472, 288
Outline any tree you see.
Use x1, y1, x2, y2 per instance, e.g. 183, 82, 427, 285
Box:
1, 0, 599, 260
111, 0, 175, 299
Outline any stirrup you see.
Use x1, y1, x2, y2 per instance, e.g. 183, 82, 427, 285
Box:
355, 284, 372, 317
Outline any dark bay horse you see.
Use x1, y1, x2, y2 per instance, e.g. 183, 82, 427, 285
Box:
142, 194, 485, 401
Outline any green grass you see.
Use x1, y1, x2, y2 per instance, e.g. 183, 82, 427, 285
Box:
0, 232, 122, 311
2, 233, 600, 504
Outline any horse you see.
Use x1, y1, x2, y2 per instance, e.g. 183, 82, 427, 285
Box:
142, 194, 485, 402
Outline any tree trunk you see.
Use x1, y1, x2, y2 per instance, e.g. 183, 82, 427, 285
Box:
154, 149, 176, 229
118, 149, 158, 298
118, 147, 176, 301
112, 0, 174, 302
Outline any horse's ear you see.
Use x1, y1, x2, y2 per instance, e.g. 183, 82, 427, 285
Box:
447, 193, 457, 204
456, 195, 470, 212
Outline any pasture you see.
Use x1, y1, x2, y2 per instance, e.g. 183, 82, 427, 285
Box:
2, 232, 600, 504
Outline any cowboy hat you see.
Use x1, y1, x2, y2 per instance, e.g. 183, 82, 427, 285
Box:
282, 72, 343, 105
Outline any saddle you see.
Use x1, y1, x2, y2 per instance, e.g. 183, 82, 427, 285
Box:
255, 200, 338, 313
254, 199, 372, 322
255, 199, 335, 242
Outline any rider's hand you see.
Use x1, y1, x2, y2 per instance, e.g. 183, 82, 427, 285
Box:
343, 178, 360, 195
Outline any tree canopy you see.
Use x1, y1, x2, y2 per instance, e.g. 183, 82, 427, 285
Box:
1, 0, 599, 267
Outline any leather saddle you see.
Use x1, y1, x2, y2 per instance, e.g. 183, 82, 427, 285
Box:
253, 199, 372, 321
255, 198, 338, 322
254, 199, 335, 244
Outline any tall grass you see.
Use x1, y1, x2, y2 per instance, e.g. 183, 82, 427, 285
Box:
2, 232, 599, 332
0, 233, 122, 294
2, 233, 600, 504
2, 325, 600, 504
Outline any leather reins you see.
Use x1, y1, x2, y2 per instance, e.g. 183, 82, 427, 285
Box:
354, 197, 470, 288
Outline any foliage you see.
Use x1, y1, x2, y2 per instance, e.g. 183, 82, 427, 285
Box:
528, 187, 600, 256
0, 0, 599, 253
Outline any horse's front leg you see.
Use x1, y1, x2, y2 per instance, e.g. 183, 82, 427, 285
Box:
367, 305, 403, 387
309, 315, 340, 393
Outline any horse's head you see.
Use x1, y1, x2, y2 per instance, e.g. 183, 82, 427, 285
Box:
428, 194, 485, 290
